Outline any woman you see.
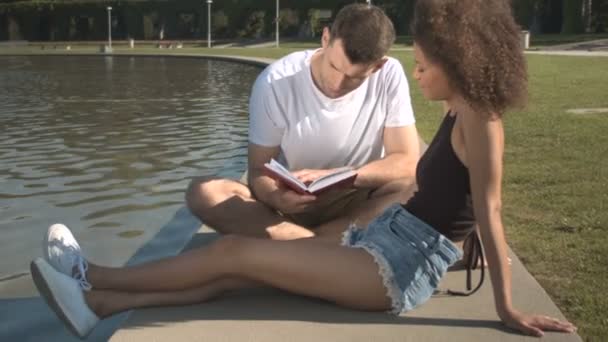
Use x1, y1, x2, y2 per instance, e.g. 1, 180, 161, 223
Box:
31, 0, 576, 339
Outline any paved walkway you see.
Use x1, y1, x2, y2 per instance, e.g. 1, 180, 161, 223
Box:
538, 38, 608, 51
524, 39, 608, 56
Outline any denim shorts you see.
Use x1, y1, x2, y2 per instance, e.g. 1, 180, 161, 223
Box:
341, 203, 463, 314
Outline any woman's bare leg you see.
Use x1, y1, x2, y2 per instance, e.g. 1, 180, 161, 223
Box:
86, 235, 391, 312
86, 277, 259, 318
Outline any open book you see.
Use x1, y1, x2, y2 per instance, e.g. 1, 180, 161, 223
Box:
263, 159, 357, 195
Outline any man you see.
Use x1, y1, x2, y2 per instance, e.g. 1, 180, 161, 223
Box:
187, 4, 420, 239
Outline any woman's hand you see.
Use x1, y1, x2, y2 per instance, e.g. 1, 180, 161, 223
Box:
500, 309, 577, 337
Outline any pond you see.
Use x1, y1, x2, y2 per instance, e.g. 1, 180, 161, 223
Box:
0, 55, 261, 284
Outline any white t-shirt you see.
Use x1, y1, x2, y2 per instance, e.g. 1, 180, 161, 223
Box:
249, 50, 415, 171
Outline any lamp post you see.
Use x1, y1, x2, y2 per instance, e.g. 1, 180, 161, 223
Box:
106, 6, 112, 51
207, 0, 212, 48
275, 0, 279, 48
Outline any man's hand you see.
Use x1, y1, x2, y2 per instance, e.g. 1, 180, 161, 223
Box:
270, 182, 317, 214
291, 168, 351, 185
289, 168, 359, 206
500, 308, 577, 337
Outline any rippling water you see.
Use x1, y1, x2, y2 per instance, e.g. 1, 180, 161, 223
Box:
0, 55, 261, 278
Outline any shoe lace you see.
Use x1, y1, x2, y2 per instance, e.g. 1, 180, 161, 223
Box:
71, 253, 92, 291
51, 237, 92, 291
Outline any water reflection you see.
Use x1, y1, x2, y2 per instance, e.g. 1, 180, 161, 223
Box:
0, 55, 260, 277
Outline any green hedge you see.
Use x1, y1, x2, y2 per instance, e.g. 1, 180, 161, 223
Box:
1, 0, 607, 41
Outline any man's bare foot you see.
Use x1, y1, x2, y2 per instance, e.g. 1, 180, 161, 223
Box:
266, 223, 315, 240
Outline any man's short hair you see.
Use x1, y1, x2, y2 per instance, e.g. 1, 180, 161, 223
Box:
330, 4, 396, 64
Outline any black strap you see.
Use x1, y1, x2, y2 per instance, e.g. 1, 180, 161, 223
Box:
447, 231, 485, 296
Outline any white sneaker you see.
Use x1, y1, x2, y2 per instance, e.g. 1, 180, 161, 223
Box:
30, 257, 99, 339
43, 223, 91, 290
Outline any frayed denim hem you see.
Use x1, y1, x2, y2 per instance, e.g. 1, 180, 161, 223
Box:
341, 225, 404, 315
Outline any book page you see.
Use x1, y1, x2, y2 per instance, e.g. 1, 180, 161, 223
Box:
308, 168, 356, 193
267, 159, 307, 190
265, 160, 356, 194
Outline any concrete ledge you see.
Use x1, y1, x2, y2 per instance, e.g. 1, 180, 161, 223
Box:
0, 51, 277, 69
111, 225, 581, 342
0, 40, 29, 47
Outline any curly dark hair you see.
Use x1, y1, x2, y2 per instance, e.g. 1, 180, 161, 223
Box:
411, 0, 528, 116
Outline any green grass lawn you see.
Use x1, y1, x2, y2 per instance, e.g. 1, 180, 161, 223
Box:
411, 52, 608, 341
1, 46, 607, 340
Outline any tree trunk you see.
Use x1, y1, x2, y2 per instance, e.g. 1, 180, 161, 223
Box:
582, 0, 593, 32
562, 0, 584, 33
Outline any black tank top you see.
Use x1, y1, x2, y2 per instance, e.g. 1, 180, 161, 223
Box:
403, 112, 475, 241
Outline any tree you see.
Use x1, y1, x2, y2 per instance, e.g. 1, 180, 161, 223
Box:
591, 0, 608, 32
562, 0, 584, 33
238, 11, 265, 39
